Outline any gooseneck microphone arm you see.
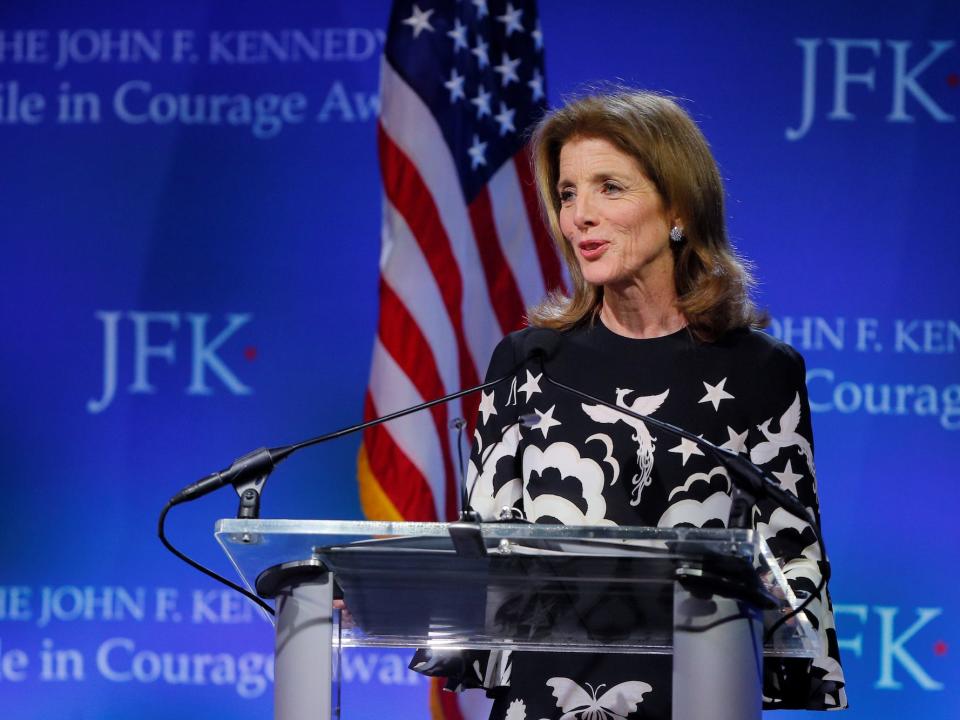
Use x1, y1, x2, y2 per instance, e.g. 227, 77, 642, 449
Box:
169, 368, 519, 512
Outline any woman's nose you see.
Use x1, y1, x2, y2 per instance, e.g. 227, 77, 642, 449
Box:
573, 193, 597, 229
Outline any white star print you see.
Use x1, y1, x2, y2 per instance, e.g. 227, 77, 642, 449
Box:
669, 437, 704, 466
471, 36, 490, 69
496, 2, 525, 36
699, 377, 734, 411
443, 68, 466, 103
493, 52, 521, 87
470, 84, 492, 119
478, 389, 497, 426
531, 404, 561, 439
494, 101, 516, 136
531, 19, 543, 50
467, 134, 488, 169
517, 370, 542, 402
402, 5, 435, 38
446, 17, 469, 52
772, 459, 804, 496
527, 67, 544, 101
472, 0, 489, 20
719, 426, 749, 455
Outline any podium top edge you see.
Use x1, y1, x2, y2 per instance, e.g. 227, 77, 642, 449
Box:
214, 518, 755, 543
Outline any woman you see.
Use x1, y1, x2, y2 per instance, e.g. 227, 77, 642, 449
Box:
416, 89, 847, 718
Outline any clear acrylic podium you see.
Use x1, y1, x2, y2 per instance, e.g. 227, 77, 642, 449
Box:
215, 519, 821, 720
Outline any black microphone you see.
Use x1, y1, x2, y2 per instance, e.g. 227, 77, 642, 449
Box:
170, 446, 291, 506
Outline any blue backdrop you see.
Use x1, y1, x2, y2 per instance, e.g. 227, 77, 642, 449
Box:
1, 1, 957, 718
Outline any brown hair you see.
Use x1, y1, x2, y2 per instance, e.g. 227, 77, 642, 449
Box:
528, 88, 766, 341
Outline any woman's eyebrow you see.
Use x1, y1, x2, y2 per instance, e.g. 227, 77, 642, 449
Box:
557, 170, 623, 189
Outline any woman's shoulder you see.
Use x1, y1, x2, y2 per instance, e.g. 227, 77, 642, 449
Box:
483, 326, 546, 378
491, 326, 547, 356
708, 327, 807, 397
715, 326, 804, 366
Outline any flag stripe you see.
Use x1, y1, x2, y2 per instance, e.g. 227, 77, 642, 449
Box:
431, 679, 466, 720
363, 393, 437, 521
515, 150, 567, 293
380, 196, 471, 500
381, 199, 461, 397
357, 442, 404, 522
378, 122, 482, 398
487, 157, 549, 312
376, 278, 459, 519
368, 337, 447, 515
467, 185, 528, 336
379, 58, 503, 374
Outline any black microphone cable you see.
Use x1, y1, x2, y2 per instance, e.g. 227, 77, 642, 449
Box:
158, 498, 276, 616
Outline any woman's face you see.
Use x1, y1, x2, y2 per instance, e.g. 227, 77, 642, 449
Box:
557, 136, 675, 290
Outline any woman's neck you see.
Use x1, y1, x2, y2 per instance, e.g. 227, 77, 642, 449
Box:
600, 277, 686, 339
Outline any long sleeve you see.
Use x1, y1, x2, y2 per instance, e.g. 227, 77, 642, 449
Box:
748, 344, 848, 710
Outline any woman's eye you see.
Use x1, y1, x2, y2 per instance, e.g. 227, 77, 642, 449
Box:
602, 181, 623, 194
558, 189, 575, 203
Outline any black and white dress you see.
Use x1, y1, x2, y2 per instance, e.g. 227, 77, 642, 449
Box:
415, 320, 847, 718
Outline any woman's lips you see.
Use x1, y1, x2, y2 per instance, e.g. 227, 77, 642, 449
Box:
578, 239, 609, 261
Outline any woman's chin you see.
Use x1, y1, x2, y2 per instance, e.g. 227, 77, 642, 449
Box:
578, 263, 617, 288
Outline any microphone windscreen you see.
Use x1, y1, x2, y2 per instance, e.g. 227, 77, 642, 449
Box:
522, 328, 561, 362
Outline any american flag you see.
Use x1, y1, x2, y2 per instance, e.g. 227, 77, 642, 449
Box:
358, 0, 563, 534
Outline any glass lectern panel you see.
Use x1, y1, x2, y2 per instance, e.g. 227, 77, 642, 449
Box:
215, 519, 820, 658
